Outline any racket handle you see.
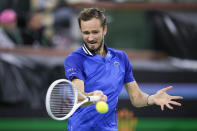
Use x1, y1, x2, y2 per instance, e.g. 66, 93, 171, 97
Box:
88, 96, 100, 102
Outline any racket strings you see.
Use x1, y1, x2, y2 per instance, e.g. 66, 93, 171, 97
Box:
50, 83, 75, 118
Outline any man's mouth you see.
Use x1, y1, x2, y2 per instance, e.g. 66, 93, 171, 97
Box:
88, 41, 97, 44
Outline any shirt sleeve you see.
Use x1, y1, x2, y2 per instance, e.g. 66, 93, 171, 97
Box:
123, 52, 135, 83
64, 55, 85, 81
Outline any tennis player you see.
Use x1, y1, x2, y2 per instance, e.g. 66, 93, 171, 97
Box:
64, 8, 183, 131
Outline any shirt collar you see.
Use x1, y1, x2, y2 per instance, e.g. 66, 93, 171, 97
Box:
82, 44, 94, 56
82, 43, 108, 56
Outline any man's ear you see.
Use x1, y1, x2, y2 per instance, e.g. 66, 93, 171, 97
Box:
104, 25, 107, 36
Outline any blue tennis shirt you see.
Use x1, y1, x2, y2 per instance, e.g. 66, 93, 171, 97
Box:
64, 44, 135, 131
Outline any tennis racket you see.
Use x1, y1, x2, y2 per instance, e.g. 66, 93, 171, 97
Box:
45, 79, 100, 121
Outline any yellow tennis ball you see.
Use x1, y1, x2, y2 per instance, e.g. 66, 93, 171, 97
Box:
96, 101, 109, 114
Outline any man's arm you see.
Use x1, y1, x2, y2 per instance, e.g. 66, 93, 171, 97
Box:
125, 81, 183, 110
72, 78, 107, 105
125, 81, 151, 107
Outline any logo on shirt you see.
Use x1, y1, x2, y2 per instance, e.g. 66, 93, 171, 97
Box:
66, 68, 77, 76
114, 61, 119, 66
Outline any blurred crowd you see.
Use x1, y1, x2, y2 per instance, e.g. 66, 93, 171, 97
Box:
0, 0, 81, 50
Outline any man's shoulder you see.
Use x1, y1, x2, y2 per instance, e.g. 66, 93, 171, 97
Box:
108, 48, 126, 57
109, 48, 124, 52
65, 47, 85, 61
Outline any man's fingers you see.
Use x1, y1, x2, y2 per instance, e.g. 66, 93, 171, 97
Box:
102, 95, 107, 102
93, 90, 107, 102
161, 105, 164, 111
169, 101, 181, 106
171, 96, 183, 100
166, 103, 173, 110
93, 91, 103, 98
94, 90, 102, 95
161, 86, 173, 92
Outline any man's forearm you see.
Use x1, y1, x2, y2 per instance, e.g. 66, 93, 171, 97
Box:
126, 81, 155, 107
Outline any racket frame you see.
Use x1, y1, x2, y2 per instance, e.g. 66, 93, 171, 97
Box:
46, 79, 78, 120
46, 79, 100, 121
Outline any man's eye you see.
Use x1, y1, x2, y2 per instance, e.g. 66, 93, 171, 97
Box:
92, 31, 99, 34
83, 32, 89, 35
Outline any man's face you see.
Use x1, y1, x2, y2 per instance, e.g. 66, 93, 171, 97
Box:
80, 18, 107, 52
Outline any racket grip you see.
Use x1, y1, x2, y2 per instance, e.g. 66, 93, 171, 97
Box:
88, 96, 100, 102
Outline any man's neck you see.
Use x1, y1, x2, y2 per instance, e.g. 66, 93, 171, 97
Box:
96, 45, 106, 57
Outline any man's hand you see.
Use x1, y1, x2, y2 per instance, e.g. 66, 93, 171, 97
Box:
150, 86, 183, 111
92, 90, 107, 103
72, 79, 107, 104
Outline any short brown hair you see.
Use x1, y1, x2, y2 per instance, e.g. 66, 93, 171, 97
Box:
78, 8, 106, 29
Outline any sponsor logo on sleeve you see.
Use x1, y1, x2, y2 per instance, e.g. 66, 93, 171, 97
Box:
67, 68, 77, 76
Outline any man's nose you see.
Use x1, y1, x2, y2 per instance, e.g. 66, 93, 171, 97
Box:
88, 34, 94, 41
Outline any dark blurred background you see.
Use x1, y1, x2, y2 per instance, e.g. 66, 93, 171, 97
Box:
0, 0, 197, 131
